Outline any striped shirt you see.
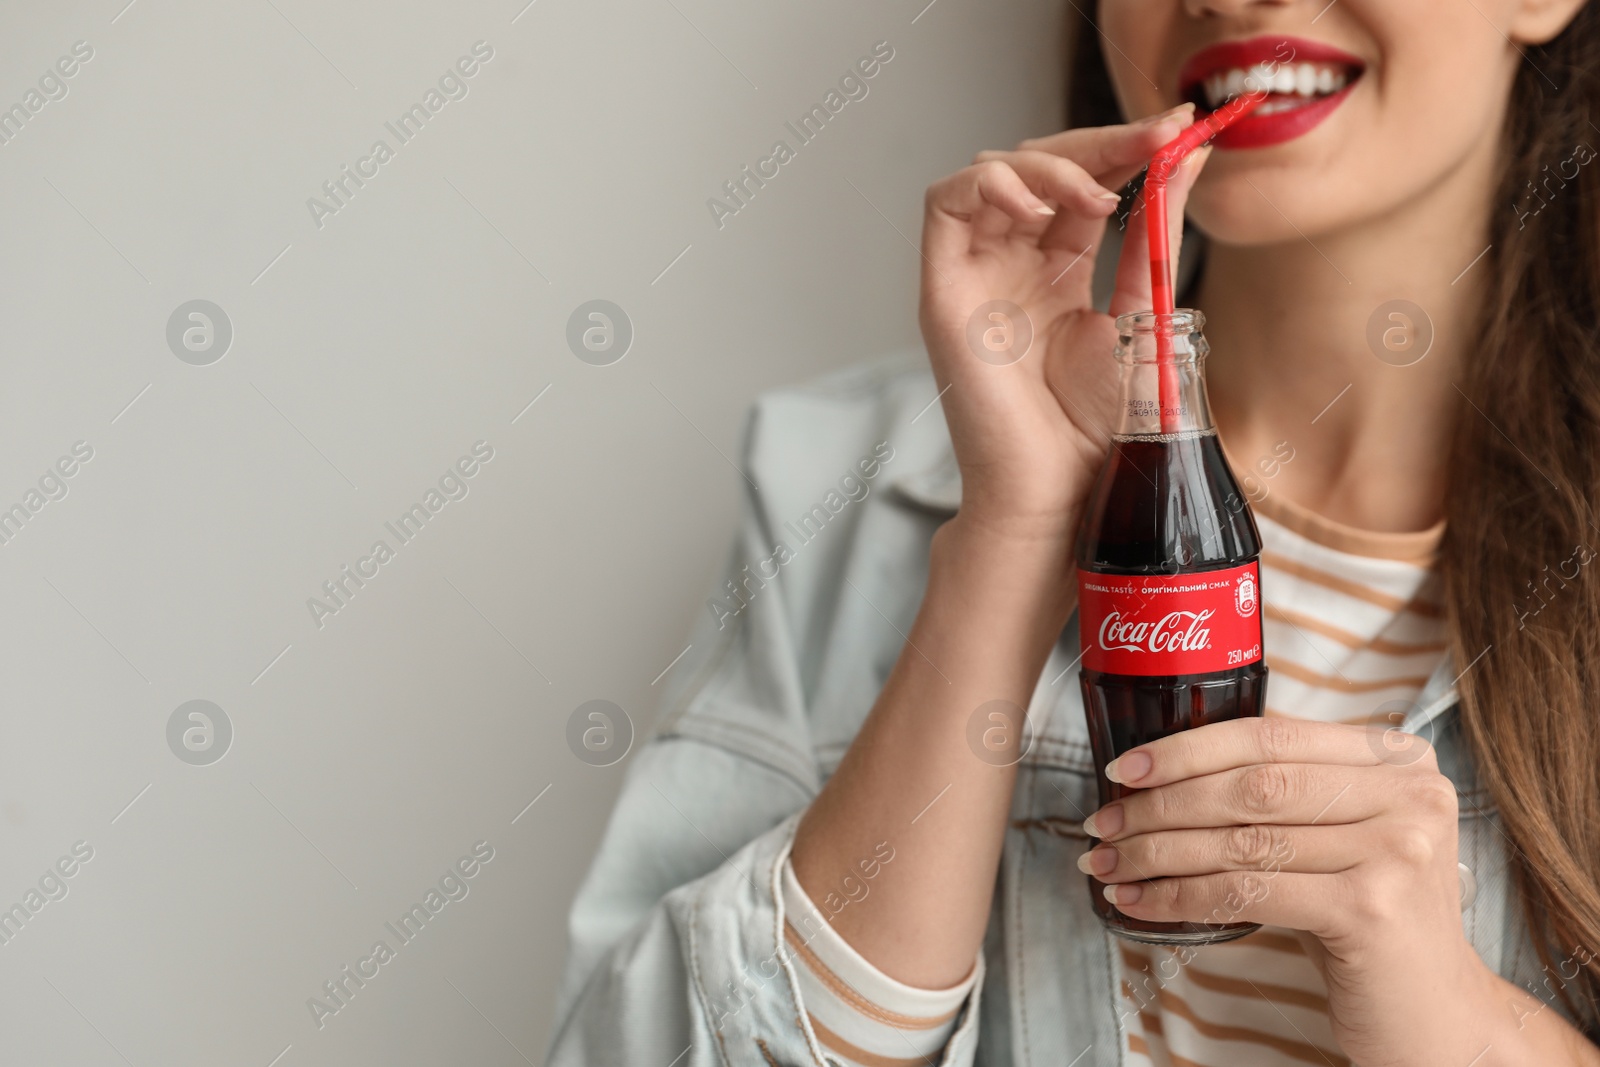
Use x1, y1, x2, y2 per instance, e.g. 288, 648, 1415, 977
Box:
781, 483, 1447, 1067
780, 855, 979, 1066
1120, 486, 1447, 1067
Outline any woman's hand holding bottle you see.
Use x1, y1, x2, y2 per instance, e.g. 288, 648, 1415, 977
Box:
918, 103, 1209, 550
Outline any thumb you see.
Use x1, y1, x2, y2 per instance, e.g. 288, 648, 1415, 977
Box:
1108, 144, 1214, 319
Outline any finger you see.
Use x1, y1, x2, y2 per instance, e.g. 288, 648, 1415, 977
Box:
965, 150, 1121, 253
1105, 717, 1435, 790
1080, 823, 1361, 885
923, 160, 1061, 265
1101, 870, 1346, 938
970, 150, 1124, 216
1107, 141, 1212, 318
1017, 105, 1196, 185
1086, 763, 1402, 841
1028, 119, 1193, 261
1002, 151, 1124, 283
980, 112, 1196, 267
1016, 111, 1199, 269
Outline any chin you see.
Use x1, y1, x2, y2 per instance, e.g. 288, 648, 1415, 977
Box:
1187, 160, 1380, 247
1183, 179, 1317, 247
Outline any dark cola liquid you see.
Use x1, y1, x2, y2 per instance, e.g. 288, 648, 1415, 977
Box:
1076, 430, 1267, 945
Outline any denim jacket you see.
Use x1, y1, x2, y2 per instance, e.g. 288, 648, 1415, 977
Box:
546, 351, 1567, 1067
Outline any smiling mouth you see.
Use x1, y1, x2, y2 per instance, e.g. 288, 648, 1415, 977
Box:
1186, 61, 1363, 115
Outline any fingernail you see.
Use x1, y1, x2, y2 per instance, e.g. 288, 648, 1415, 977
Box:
1137, 102, 1196, 126
1185, 144, 1215, 168
1096, 190, 1122, 202
1035, 205, 1057, 215
1104, 883, 1143, 906
1076, 847, 1117, 876
1082, 804, 1123, 840
1105, 751, 1151, 784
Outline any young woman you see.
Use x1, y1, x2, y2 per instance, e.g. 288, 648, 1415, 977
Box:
548, 1, 1600, 1064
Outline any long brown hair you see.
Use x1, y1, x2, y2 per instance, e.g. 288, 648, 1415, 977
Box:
1068, 5, 1600, 1028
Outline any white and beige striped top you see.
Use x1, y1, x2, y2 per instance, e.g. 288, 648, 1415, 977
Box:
1120, 487, 1448, 1067
780, 854, 979, 1066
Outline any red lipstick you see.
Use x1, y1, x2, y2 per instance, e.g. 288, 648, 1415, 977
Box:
1177, 36, 1365, 150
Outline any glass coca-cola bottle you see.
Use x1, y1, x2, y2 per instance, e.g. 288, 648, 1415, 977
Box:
1074, 309, 1268, 945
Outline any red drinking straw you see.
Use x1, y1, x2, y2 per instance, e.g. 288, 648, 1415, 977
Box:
1140, 92, 1268, 433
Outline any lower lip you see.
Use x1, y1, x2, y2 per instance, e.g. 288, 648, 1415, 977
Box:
1204, 81, 1357, 149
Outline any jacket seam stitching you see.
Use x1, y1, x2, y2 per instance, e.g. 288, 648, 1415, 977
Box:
687, 880, 736, 1067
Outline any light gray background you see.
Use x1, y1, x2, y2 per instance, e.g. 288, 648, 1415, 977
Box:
0, 1, 1067, 1063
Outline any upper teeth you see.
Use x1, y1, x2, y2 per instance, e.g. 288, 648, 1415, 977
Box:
1202, 63, 1349, 108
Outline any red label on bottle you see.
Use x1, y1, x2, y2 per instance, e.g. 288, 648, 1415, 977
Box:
1076, 562, 1263, 676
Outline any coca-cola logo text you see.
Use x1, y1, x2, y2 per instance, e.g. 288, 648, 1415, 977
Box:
1098, 608, 1215, 655
1076, 563, 1261, 676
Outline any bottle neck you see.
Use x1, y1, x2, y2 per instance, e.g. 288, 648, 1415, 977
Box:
1112, 358, 1216, 437
1113, 358, 1209, 438
1111, 313, 1215, 437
